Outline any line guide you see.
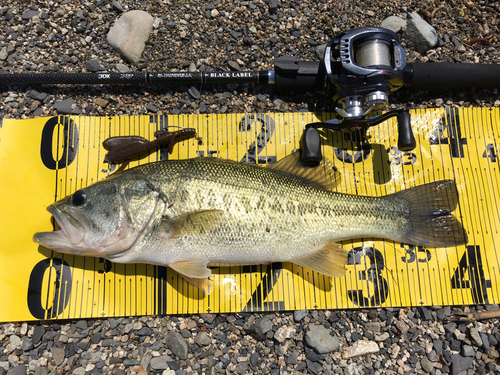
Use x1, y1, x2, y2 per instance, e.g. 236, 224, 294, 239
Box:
0, 107, 498, 322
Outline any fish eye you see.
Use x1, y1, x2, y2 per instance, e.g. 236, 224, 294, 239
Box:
72, 189, 87, 206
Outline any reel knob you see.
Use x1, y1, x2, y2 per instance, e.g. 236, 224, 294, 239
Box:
397, 110, 416, 151
300, 127, 323, 164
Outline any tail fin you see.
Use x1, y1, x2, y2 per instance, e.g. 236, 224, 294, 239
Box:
391, 180, 468, 247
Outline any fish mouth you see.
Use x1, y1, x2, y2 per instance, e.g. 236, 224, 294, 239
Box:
33, 205, 87, 252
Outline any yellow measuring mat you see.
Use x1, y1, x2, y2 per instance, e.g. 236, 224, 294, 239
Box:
0, 108, 499, 322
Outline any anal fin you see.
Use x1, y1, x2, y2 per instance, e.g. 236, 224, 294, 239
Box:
293, 241, 347, 277
170, 259, 214, 295
170, 259, 212, 278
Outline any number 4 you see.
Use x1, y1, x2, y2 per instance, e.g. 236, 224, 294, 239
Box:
450, 246, 491, 304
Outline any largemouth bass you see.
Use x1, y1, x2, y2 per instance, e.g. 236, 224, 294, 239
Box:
33, 153, 468, 294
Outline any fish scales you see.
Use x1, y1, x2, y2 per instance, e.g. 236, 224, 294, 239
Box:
117, 158, 408, 264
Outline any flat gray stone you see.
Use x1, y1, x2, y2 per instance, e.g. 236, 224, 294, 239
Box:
85, 59, 101, 72
268, 0, 278, 12
436, 306, 451, 320
146, 103, 158, 113
235, 362, 248, 374
450, 354, 473, 375
254, 317, 272, 335
107, 10, 154, 65
421, 356, 434, 373
380, 16, 406, 33
294, 310, 308, 322
194, 331, 211, 346
305, 324, 339, 354
54, 98, 76, 114
21, 10, 40, 20
315, 43, 327, 60
123, 359, 140, 366
406, 10, 438, 54
6, 366, 26, 375
21, 337, 33, 352
199, 313, 216, 323
115, 63, 131, 73
27, 89, 48, 101
469, 327, 483, 347
461, 345, 475, 357
374, 332, 389, 342
34, 368, 48, 375
166, 332, 188, 360
365, 322, 382, 333
150, 356, 173, 370
427, 349, 438, 362
51, 346, 65, 366
9, 335, 21, 350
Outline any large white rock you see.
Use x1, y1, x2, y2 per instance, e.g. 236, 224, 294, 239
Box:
406, 10, 438, 54
107, 10, 154, 65
380, 16, 407, 33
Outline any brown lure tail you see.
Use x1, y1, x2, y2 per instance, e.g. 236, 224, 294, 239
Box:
153, 128, 197, 154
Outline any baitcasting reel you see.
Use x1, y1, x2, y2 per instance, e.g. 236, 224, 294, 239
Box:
275, 27, 415, 163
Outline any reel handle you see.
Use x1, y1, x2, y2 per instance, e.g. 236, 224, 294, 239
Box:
300, 127, 323, 163
397, 110, 416, 151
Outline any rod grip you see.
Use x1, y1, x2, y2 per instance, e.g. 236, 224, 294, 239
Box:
0, 73, 148, 85
407, 63, 500, 90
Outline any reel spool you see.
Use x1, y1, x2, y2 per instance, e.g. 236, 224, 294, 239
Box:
325, 27, 406, 119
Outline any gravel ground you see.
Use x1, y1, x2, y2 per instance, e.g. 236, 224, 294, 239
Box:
1, 0, 500, 375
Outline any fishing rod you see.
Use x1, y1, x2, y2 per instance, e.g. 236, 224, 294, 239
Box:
2, 27, 500, 162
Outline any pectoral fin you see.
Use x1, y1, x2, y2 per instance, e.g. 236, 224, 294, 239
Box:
162, 210, 225, 239
293, 241, 347, 277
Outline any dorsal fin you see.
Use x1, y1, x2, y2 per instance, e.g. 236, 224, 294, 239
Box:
266, 152, 341, 190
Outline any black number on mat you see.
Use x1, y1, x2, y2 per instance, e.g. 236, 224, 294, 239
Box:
450, 245, 491, 304
347, 246, 388, 307
40, 116, 79, 169
386, 147, 417, 166
239, 114, 276, 164
401, 245, 432, 263
27, 258, 72, 319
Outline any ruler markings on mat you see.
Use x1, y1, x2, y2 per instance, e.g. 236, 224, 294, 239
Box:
0, 108, 499, 322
